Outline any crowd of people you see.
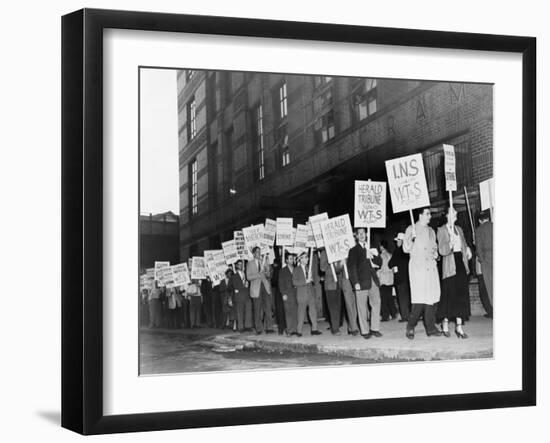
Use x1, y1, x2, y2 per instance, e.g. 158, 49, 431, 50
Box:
140, 206, 493, 340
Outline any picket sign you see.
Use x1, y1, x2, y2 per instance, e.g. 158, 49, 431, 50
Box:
309, 213, 329, 248
276, 218, 294, 246
385, 153, 430, 238
171, 263, 191, 287
479, 177, 495, 221
354, 180, 386, 228
221, 239, 239, 265
154, 261, 170, 282
264, 218, 277, 247
319, 214, 354, 280
443, 144, 457, 226
190, 256, 207, 280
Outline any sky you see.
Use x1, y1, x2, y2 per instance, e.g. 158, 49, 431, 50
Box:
140, 68, 179, 215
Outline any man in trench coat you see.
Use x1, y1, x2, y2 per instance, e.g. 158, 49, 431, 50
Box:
402, 207, 442, 339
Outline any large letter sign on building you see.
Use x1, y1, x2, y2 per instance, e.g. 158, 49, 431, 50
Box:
385, 153, 430, 213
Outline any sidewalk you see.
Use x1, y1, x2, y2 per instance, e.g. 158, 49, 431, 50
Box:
146, 315, 493, 362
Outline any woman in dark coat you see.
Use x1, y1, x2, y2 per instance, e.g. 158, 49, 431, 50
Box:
437, 206, 473, 338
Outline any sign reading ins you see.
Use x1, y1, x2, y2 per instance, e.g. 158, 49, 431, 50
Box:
385, 153, 430, 213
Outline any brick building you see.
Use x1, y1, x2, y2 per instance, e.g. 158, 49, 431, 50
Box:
177, 70, 492, 264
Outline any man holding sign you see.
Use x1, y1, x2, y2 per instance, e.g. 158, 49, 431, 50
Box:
247, 246, 274, 334
347, 227, 383, 339
403, 207, 442, 339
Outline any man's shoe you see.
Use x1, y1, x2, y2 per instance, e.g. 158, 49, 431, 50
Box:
311, 330, 322, 336
331, 331, 342, 336
370, 330, 383, 338
362, 333, 372, 339
296, 333, 303, 337
265, 329, 275, 334
256, 331, 263, 335
427, 330, 443, 337
406, 330, 414, 340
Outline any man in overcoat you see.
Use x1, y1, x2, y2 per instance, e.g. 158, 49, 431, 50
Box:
402, 207, 443, 339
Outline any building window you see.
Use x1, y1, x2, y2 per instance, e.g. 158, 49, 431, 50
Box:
187, 96, 197, 141
314, 76, 332, 88
255, 105, 265, 180
279, 82, 288, 119
282, 148, 290, 167
277, 124, 290, 167
190, 159, 198, 215
314, 109, 336, 143
354, 78, 378, 121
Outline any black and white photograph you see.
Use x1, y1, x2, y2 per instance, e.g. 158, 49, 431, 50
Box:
139, 68, 495, 375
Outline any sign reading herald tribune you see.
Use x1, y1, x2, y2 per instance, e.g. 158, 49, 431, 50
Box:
354, 180, 386, 228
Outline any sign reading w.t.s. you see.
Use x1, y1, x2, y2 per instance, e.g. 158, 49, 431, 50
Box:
385, 153, 430, 213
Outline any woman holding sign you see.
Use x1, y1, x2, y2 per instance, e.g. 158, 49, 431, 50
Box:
437, 206, 472, 339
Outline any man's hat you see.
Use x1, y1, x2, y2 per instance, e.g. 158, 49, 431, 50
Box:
297, 250, 308, 259
394, 232, 405, 241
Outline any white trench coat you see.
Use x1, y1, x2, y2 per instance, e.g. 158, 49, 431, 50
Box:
403, 221, 441, 305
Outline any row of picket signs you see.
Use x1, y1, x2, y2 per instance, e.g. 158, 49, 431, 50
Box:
140, 149, 494, 291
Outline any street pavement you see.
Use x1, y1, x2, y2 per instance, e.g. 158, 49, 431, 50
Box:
143, 315, 493, 363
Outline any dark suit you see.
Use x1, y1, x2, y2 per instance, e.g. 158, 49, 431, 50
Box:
230, 271, 252, 331
292, 265, 318, 334
347, 242, 382, 335
388, 246, 411, 321
218, 278, 234, 328
278, 265, 298, 334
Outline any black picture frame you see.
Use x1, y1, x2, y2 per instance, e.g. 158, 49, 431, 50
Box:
61, 8, 536, 435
